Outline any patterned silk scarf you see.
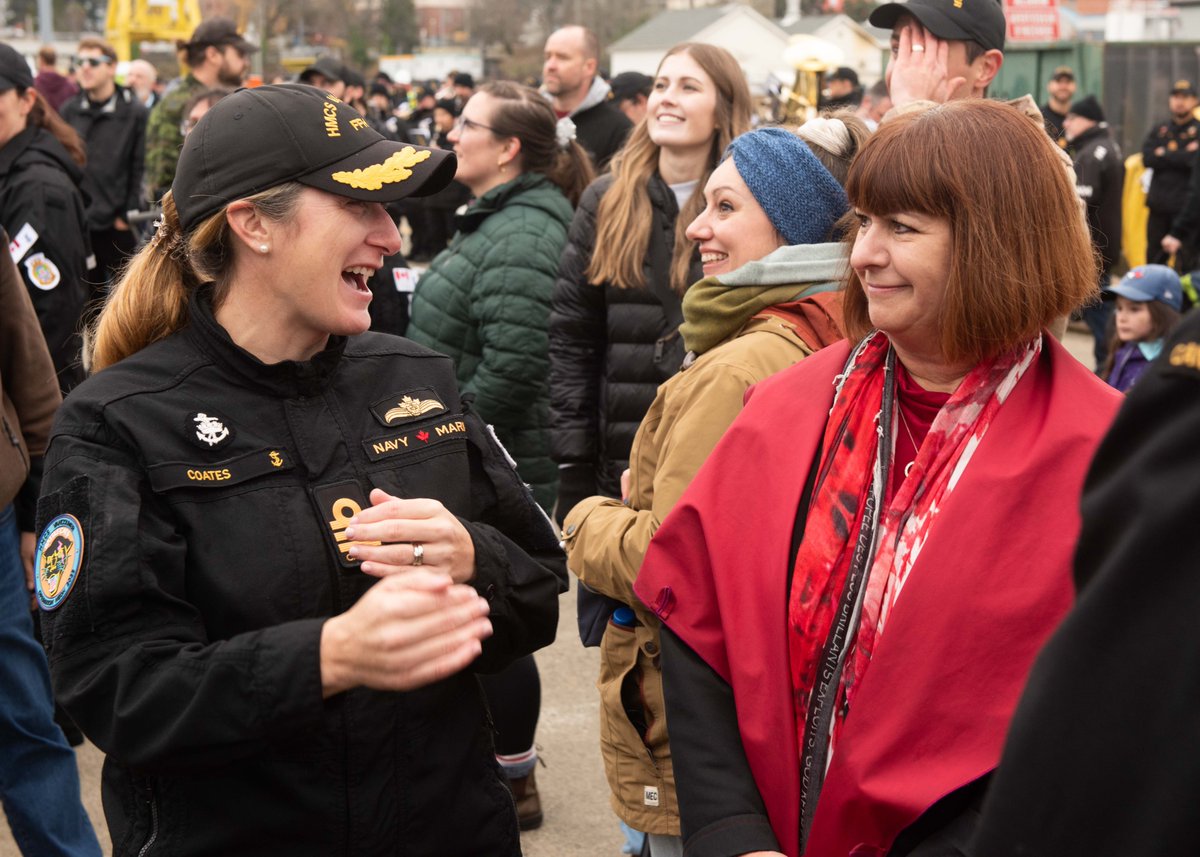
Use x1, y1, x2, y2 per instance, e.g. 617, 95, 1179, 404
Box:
787, 330, 1041, 846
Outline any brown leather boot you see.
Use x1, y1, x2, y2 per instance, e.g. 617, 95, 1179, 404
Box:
507, 767, 544, 830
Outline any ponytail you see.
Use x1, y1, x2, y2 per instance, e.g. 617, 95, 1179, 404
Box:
547, 139, 594, 208
87, 183, 305, 372
26, 88, 86, 166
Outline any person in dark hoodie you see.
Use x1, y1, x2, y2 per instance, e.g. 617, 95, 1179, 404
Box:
0, 42, 91, 393
542, 25, 632, 170
1064, 93, 1124, 369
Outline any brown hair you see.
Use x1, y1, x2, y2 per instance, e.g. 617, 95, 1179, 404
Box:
588, 43, 752, 293
1100, 299, 1182, 379
477, 81, 595, 207
22, 88, 86, 166
841, 99, 1096, 365
88, 183, 304, 371
76, 36, 118, 63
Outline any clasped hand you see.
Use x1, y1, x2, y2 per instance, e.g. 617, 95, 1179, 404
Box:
344, 488, 476, 583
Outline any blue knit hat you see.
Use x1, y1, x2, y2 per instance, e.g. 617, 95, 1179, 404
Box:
726, 127, 848, 247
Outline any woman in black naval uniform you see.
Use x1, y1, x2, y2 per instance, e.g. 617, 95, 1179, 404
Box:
32, 83, 567, 857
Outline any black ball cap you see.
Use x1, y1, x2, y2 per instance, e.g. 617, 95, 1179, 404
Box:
173, 84, 457, 233
0, 42, 34, 92
869, 0, 1006, 52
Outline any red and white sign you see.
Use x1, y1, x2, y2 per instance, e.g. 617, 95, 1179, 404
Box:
1005, 0, 1060, 42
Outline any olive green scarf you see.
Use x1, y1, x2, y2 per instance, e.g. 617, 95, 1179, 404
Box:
680, 243, 848, 355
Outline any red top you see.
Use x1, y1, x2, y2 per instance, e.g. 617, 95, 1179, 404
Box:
892, 362, 951, 498
634, 337, 1121, 857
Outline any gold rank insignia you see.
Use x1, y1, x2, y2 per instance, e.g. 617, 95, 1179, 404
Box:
1169, 140, 1179, 151
385, 395, 445, 423
369, 388, 448, 427
332, 147, 432, 190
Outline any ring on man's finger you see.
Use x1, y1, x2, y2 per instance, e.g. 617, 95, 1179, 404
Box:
412, 542, 424, 566
911, 43, 925, 52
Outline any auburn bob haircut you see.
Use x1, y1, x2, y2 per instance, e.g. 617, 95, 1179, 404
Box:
841, 99, 1097, 365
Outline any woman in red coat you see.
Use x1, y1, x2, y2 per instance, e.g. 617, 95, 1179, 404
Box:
634, 100, 1121, 857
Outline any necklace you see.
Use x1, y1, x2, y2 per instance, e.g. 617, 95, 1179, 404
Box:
898, 407, 918, 478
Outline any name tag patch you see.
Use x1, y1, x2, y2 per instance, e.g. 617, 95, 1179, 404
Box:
147, 448, 294, 491
311, 480, 381, 569
369, 387, 448, 427
363, 418, 468, 462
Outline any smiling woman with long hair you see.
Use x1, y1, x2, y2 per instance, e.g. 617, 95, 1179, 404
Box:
549, 43, 752, 527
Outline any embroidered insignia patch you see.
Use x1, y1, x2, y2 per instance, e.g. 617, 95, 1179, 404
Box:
9, 222, 38, 264
369, 388, 447, 427
146, 448, 294, 492
24, 253, 61, 291
392, 267, 418, 293
191, 412, 233, 448
331, 147, 431, 190
362, 418, 468, 462
36, 514, 84, 611
311, 481, 382, 569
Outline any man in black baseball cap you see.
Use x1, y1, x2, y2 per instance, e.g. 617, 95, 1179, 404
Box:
0, 42, 34, 92
144, 16, 257, 199
300, 57, 346, 99
173, 83, 456, 233
869, 0, 1005, 108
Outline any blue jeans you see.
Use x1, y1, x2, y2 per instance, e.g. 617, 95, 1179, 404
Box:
0, 504, 101, 855
1081, 290, 1115, 372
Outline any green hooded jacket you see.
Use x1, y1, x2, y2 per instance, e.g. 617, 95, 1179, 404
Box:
407, 172, 572, 512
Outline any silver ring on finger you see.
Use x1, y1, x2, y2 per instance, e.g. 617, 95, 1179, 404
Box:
411, 542, 424, 566
911, 43, 925, 52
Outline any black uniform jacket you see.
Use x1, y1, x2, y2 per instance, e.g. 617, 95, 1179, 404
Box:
972, 310, 1200, 856
1072, 123, 1125, 275
1141, 114, 1200, 214
0, 125, 91, 391
36, 290, 567, 857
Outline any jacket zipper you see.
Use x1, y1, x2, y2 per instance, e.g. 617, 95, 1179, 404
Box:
2, 415, 27, 471
137, 787, 158, 857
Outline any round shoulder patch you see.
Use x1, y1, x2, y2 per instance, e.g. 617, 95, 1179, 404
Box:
36, 514, 85, 611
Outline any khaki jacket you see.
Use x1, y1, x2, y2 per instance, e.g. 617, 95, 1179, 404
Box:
1, 228, 62, 520
563, 292, 843, 832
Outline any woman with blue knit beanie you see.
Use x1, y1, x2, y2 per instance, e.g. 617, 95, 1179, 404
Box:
561, 115, 868, 857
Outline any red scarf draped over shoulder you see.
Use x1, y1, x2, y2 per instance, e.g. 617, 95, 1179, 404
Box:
634, 336, 1122, 857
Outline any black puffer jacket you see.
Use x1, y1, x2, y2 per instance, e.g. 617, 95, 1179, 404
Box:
549, 173, 701, 511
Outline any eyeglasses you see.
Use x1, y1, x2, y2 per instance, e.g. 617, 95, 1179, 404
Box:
452, 116, 498, 134
76, 57, 112, 68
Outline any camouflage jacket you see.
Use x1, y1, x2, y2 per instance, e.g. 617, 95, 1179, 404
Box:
144, 74, 203, 202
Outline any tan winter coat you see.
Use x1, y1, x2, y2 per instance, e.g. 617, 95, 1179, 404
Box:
563, 248, 845, 832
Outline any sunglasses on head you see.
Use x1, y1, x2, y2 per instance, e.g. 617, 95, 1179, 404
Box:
77, 57, 112, 68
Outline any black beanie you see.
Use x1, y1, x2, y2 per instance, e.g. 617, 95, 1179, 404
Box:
1068, 94, 1105, 123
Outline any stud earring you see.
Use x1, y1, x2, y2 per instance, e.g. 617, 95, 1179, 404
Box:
498, 159, 507, 173
259, 244, 269, 254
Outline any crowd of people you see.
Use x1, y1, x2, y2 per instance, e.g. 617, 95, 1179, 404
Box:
4, 0, 1200, 854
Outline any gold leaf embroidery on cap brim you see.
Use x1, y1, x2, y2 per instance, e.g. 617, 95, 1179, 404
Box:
332, 147, 432, 190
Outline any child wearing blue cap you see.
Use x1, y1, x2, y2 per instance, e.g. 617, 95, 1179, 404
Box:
1102, 263, 1184, 391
